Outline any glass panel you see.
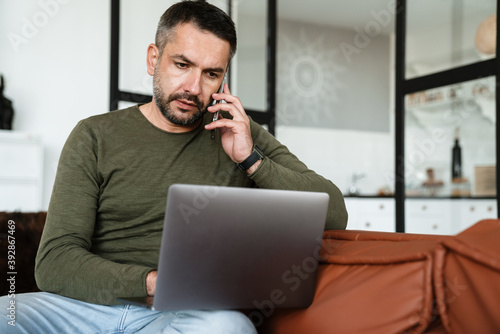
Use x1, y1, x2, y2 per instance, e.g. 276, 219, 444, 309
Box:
275, 0, 394, 197
119, 0, 178, 95
207, 0, 228, 13
406, 0, 497, 79
276, 0, 391, 132
404, 76, 496, 198
233, 0, 267, 111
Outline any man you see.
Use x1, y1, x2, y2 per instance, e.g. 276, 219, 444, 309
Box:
0, 1, 347, 333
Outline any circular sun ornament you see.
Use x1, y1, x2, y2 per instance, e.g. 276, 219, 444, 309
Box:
277, 28, 345, 127
290, 56, 324, 97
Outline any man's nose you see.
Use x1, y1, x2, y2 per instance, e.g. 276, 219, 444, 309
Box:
183, 71, 202, 95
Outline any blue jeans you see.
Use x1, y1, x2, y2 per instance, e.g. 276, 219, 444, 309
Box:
0, 292, 257, 334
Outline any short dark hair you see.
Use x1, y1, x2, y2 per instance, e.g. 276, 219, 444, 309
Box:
155, 1, 237, 61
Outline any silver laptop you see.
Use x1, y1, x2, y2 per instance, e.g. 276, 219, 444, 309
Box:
118, 183, 329, 311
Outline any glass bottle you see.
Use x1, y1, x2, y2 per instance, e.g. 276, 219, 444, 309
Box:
451, 127, 462, 179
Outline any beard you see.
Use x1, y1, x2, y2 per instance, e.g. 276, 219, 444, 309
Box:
152, 68, 208, 126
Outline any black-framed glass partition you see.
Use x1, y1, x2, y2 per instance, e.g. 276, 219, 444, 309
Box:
395, 0, 499, 233
109, 0, 499, 233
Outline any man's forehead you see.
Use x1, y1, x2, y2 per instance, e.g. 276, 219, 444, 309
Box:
163, 23, 231, 68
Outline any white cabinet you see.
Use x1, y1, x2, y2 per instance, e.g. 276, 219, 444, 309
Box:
346, 197, 497, 235
0, 130, 43, 211
406, 198, 497, 235
452, 199, 497, 233
406, 199, 453, 235
344, 197, 395, 232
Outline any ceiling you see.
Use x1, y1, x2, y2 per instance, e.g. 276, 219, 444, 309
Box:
278, 0, 395, 34
237, 0, 496, 36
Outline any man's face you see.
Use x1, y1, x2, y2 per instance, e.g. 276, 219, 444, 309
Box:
152, 23, 230, 126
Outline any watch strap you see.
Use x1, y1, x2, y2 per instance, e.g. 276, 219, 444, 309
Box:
237, 145, 264, 172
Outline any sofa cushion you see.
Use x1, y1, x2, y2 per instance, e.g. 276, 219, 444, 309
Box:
260, 230, 448, 334
434, 219, 500, 334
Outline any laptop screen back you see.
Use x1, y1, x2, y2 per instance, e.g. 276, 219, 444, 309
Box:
153, 184, 329, 311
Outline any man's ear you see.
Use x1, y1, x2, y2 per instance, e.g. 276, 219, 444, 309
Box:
146, 43, 160, 76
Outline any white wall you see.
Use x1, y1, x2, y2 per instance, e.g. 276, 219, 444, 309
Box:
276, 126, 395, 196
0, 0, 110, 209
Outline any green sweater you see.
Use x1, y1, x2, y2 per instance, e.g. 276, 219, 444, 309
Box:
35, 105, 347, 305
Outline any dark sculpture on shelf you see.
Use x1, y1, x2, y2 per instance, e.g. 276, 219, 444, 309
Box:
0, 75, 14, 130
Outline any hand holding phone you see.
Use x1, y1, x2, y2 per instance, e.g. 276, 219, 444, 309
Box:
211, 74, 227, 139
204, 80, 255, 168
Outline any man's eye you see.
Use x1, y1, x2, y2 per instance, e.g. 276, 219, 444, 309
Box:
208, 72, 218, 79
177, 63, 188, 68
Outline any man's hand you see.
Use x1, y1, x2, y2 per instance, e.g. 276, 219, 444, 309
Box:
146, 270, 157, 296
205, 84, 259, 173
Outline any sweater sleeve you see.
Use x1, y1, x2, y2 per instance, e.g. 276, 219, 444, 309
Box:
35, 120, 152, 305
248, 121, 348, 230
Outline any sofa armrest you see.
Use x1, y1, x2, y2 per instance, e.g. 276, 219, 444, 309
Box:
261, 229, 448, 334
434, 219, 500, 334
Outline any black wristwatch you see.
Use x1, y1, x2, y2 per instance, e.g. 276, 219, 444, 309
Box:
236, 145, 264, 172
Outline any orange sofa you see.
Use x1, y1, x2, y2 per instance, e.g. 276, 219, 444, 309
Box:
260, 219, 500, 334
1, 213, 499, 333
